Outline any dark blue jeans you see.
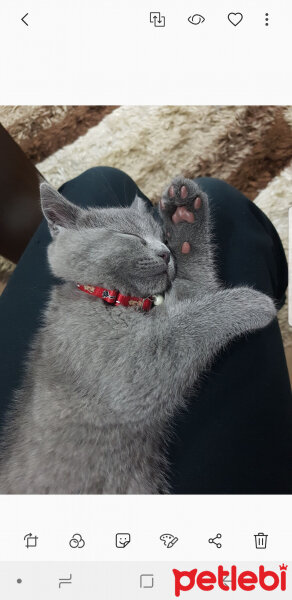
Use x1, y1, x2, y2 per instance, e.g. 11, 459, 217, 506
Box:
0, 167, 291, 493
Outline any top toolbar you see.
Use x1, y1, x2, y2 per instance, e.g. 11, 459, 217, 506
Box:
0, 1, 291, 103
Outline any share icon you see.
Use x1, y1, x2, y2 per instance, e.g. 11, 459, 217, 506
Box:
208, 533, 222, 548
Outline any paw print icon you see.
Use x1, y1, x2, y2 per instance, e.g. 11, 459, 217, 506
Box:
69, 533, 85, 549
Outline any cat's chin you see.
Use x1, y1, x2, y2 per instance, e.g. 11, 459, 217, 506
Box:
133, 272, 172, 297
116, 268, 174, 298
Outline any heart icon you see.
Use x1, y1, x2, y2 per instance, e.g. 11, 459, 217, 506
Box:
228, 12, 243, 26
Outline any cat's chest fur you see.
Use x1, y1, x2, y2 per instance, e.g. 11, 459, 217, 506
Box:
39, 285, 171, 427
0, 285, 170, 493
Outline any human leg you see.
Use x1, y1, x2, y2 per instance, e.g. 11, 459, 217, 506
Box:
167, 178, 292, 493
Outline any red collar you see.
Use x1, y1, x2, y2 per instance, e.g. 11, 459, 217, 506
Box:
76, 283, 154, 311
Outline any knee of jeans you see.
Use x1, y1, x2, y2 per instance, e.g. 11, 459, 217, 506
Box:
60, 166, 134, 193
84, 166, 134, 185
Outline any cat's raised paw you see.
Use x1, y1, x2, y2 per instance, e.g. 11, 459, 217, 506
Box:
160, 177, 205, 226
159, 177, 210, 256
160, 177, 208, 232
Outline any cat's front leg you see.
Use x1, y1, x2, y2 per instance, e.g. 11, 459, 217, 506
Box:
159, 177, 218, 297
163, 285, 276, 394
143, 287, 276, 410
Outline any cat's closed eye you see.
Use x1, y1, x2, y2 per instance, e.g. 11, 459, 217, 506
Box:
108, 229, 147, 246
122, 232, 147, 246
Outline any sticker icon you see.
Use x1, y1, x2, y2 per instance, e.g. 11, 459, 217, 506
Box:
116, 533, 131, 548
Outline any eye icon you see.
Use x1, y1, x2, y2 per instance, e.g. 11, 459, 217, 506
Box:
188, 14, 205, 25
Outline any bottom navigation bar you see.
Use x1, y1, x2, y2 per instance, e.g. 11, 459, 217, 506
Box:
0, 561, 289, 599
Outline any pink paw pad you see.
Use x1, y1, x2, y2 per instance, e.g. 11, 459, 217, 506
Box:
160, 198, 166, 210
194, 196, 201, 210
168, 185, 175, 198
172, 206, 195, 224
181, 242, 191, 254
180, 185, 188, 200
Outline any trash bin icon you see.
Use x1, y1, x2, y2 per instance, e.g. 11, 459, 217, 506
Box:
254, 533, 268, 549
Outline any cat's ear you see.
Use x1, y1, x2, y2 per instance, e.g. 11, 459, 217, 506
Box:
131, 195, 148, 215
40, 183, 82, 237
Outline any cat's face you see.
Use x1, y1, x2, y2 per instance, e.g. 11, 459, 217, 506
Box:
40, 183, 175, 297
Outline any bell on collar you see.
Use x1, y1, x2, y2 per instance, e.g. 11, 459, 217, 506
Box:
152, 294, 164, 306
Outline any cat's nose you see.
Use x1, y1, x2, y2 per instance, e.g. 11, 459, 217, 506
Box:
158, 250, 170, 264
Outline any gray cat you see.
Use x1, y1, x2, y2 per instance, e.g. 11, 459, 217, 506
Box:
0, 177, 276, 493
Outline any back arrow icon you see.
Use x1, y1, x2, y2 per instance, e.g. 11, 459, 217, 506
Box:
21, 13, 29, 26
